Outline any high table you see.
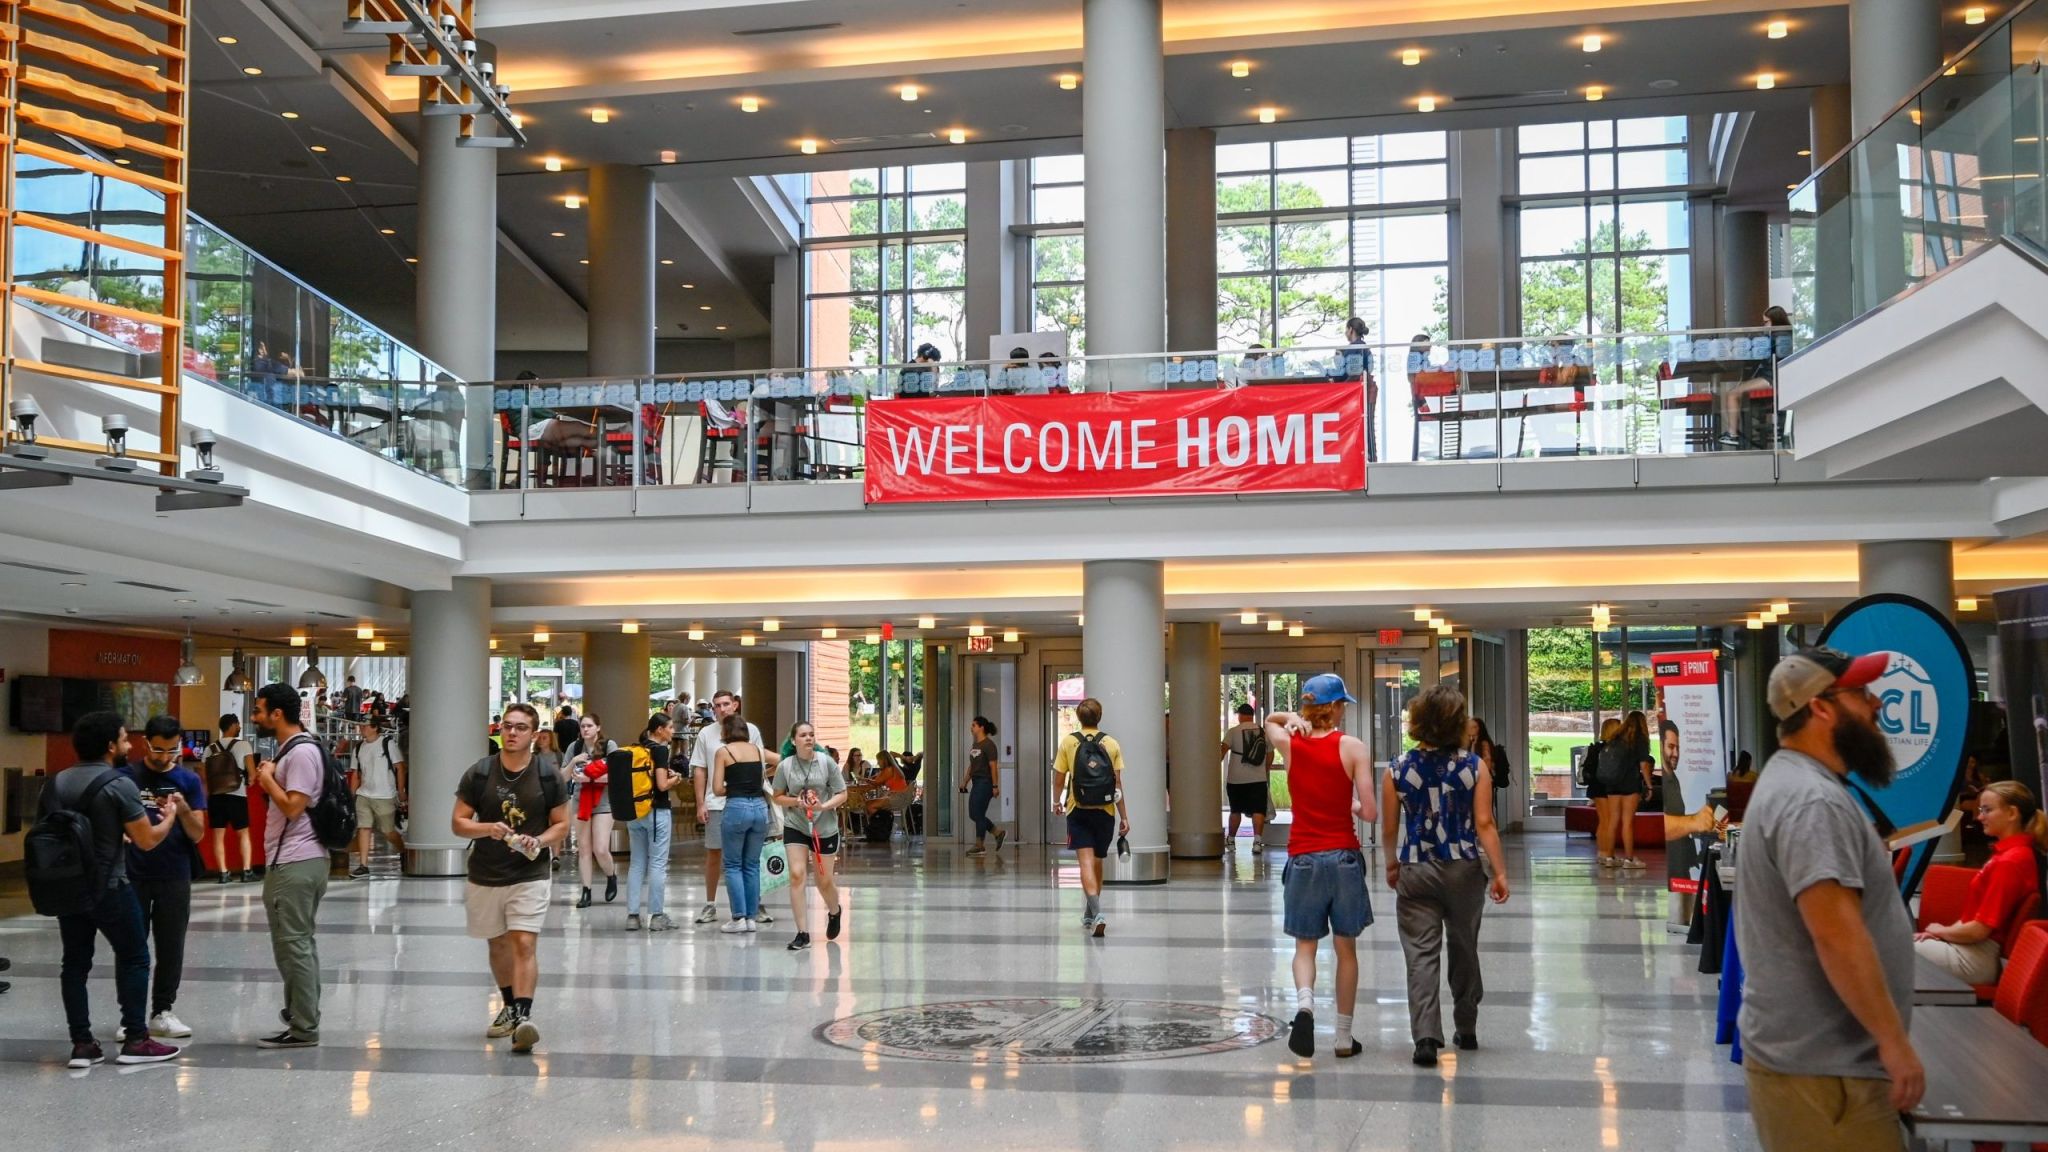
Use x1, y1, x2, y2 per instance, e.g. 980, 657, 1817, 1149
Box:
1906, 1005, 2048, 1147
1914, 956, 1980, 1007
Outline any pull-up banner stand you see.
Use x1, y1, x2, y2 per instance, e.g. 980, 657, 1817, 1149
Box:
1815, 594, 1975, 900
1654, 650, 1725, 912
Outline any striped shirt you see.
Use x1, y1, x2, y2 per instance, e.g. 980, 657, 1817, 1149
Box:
1391, 747, 1482, 864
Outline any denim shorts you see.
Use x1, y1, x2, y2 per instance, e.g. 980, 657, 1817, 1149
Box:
1282, 848, 1374, 940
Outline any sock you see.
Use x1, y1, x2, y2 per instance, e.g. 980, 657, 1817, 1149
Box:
1085, 893, 1101, 919
514, 997, 533, 1018
500, 985, 514, 1008
1295, 987, 1315, 1015
1335, 1013, 1353, 1041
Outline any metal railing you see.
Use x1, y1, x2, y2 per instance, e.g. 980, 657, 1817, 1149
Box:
482, 328, 1789, 492
1789, 0, 2048, 341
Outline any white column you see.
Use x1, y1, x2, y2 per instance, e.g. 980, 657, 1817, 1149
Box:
1084, 559, 1167, 883
405, 577, 490, 876
1082, 0, 1165, 362
1165, 128, 1216, 355
589, 164, 655, 379
416, 115, 497, 489
1850, 0, 1941, 136
694, 657, 717, 704
1858, 540, 1954, 616
1167, 622, 1222, 858
719, 659, 745, 699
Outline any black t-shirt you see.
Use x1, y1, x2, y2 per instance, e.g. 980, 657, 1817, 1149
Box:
457, 755, 565, 887
47, 763, 147, 889
553, 718, 581, 756
969, 737, 997, 783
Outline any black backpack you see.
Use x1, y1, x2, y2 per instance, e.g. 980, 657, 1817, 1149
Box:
1239, 726, 1270, 769
26, 768, 120, 917
1072, 732, 1118, 806
281, 733, 358, 850
1577, 740, 1605, 788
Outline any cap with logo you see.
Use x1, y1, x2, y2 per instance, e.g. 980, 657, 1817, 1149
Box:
1299, 672, 1358, 705
1767, 646, 1889, 720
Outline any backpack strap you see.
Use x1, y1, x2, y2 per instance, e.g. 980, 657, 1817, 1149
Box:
59, 766, 122, 820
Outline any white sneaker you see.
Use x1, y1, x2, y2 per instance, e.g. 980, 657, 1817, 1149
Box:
719, 918, 750, 934
694, 903, 719, 925
148, 1010, 192, 1039
1598, 856, 1619, 869
743, 918, 758, 933
1621, 857, 1648, 871
1251, 838, 1265, 851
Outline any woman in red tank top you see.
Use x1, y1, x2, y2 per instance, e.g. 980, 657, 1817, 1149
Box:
1264, 673, 1377, 1063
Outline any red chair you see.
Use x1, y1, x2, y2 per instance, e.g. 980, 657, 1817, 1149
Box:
1916, 863, 1975, 930
604, 403, 664, 485
1409, 370, 1460, 459
1992, 922, 2048, 1045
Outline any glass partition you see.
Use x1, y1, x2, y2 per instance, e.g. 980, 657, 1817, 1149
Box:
481, 326, 1788, 491
1791, 0, 2048, 342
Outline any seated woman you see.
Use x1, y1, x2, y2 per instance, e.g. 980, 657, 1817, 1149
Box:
1914, 781, 2048, 984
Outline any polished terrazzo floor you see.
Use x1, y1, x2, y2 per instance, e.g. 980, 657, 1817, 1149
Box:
0, 832, 1758, 1151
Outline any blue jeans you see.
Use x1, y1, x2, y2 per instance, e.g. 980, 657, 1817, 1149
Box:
626, 806, 672, 916
968, 777, 996, 840
59, 883, 150, 1043
719, 797, 771, 919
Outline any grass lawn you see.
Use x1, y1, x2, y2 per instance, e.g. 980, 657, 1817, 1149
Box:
846, 714, 926, 757
1525, 733, 1594, 771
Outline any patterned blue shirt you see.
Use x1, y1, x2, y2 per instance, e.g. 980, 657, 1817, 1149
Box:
1391, 747, 1482, 864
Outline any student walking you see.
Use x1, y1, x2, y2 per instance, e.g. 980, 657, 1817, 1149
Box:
712, 713, 780, 934
251, 683, 329, 1050
623, 714, 680, 932
453, 703, 569, 1054
118, 715, 208, 1040
1222, 703, 1272, 849
348, 718, 407, 878
1051, 697, 1129, 937
1382, 684, 1511, 1067
961, 715, 1004, 856
43, 711, 184, 1067
205, 714, 257, 883
566, 714, 618, 909
771, 721, 848, 950
692, 690, 765, 926
1263, 675, 1376, 1060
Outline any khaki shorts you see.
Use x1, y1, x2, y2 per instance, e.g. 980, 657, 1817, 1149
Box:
1744, 1061, 1904, 1152
464, 879, 551, 939
356, 795, 399, 836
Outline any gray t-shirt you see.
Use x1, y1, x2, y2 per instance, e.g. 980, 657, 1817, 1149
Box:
1734, 749, 1913, 1079
48, 763, 147, 889
772, 753, 845, 839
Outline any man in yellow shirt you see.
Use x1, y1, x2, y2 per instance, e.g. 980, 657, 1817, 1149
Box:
1051, 697, 1130, 937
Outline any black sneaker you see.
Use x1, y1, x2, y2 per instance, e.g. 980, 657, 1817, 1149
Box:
1453, 1031, 1478, 1051
349, 866, 370, 880
240, 870, 258, 883
1412, 1038, 1441, 1067
825, 905, 843, 941
67, 1041, 104, 1069
787, 932, 812, 952
216, 871, 232, 885
257, 1030, 317, 1050
1334, 1036, 1361, 1059
1287, 1011, 1314, 1058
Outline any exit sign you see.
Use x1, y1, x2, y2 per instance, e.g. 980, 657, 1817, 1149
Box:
965, 635, 995, 654
1377, 629, 1404, 645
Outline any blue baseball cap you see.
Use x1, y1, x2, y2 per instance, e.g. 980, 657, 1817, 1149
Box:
1299, 673, 1357, 705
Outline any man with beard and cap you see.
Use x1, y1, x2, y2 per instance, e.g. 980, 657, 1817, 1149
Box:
1736, 647, 1922, 1152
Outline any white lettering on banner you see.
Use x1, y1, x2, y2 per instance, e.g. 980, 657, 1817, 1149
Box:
1079, 421, 1122, 470
1130, 418, 1159, 469
887, 426, 943, 475
1003, 424, 1034, 473
1039, 422, 1071, 472
1177, 418, 1210, 467
1313, 412, 1340, 463
972, 427, 1000, 475
943, 426, 968, 475
1256, 413, 1304, 465
1216, 415, 1252, 467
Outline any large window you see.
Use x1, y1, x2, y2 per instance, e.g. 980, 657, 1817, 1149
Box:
1216, 132, 1452, 350
1515, 117, 1692, 336
1028, 156, 1086, 352
804, 165, 966, 366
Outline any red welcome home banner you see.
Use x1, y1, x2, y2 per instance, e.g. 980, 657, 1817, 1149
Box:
862, 383, 1366, 504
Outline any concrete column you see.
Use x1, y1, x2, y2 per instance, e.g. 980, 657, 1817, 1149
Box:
965, 160, 1017, 362
404, 577, 491, 875
1167, 622, 1222, 858
1811, 85, 1853, 169
694, 656, 717, 704
1453, 129, 1508, 340
584, 631, 652, 745
1720, 210, 1771, 328
770, 252, 801, 369
1858, 540, 1954, 616
416, 115, 497, 490
588, 164, 656, 378
719, 658, 745, 701
1811, 85, 1855, 333
1083, 0, 1166, 364
1165, 128, 1217, 354
1083, 559, 1167, 883
1850, 0, 1941, 136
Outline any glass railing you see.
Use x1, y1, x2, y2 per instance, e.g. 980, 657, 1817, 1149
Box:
482, 328, 1789, 491
11, 144, 467, 485
1789, 0, 2048, 341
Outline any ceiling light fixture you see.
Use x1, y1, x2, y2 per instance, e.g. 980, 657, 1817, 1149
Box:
1418, 96, 1438, 112
821, 627, 839, 640
335, 175, 353, 183
918, 615, 936, 629
533, 628, 551, 644
371, 640, 387, 652
763, 619, 781, 632
1770, 601, 1790, 615
1257, 107, 1277, 123
1402, 48, 1421, 66
379, 227, 396, 235
1058, 73, 1079, 90
1756, 72, 1776, 90
715, 325, 728, 331
1288, 624, 1305, 638
1760, 610, 1779, 624
544, 156, 562, 171
280, 110, 299, 119
356, 625, 374, 640
660, 258, 674, 266
1966, 6, 1987, 23
509, 113, 524, 130
699, 304, 712, 311
622, 621, 640, 634
551, 231, 565, 238
591, 109, 610, 123
800, 139, 818, 155
1240, 611, 1259, 625
865, 631, 881, 644
688, 627, 705, 641
660, 150, 677, 163
564, 194, 582, 209
1767, 19, 1788, 38
174, 625, 204, 686
224, 633, 252, 693
740, 634, 757, 647
1582, 33, 1603, 52
900, 84, 920, 101
1586, 86, 1605, 101
1230, 61, 1251, 78
682, 282, 696, 289
405, 257, 419, 264
490, 638, 499, 650
298, 643, 327, 690
309, 145, 328, 153
948, 128, 967, 144
1412, 608, 1433, 621
1798, 148, 1812, 157
242, 66, 263, 76
218, 35, 239, 44
741, 96, 761, 112
290, 632, 307, 648
1267, 619, 1285, 632
1957, 596, 1980, 612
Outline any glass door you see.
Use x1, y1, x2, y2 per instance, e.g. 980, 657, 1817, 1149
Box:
1043, 663, 1084, 844
963, 658, 1017, 842
1250, 661, 1337, 845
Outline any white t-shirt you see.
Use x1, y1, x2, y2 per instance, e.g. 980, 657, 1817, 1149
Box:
214, 736, 254, 797
354, 733, 402, 799
692, 720, 762, 811
1223, 724, 1269, 785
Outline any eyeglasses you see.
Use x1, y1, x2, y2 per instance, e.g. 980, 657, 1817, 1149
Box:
500, 722, 535, 733
146, 743, 181, 758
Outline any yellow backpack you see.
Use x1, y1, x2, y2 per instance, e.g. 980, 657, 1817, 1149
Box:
604, 746, 659, 820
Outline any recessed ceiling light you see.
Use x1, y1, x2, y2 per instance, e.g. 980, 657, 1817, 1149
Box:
335, 175, 352, 182
356, 625, 374, 639
309, 145, 327, 153
1257, 107, 1277, 123
918, 615, 936, 629
1288, 624, 1305, 637
590, 109, 610, 123
1958, 596, 1980, 612
379, 227, 395, 235
543, 156, 562, 171
509, 113, 524, 129
114, 157, 131, 165
763, 619, 781, 632
660, 150, 676, 163
1003, 629, 1019, 643
1402, 48, 1421, 66
714, 325, 728, 331
741, 96, 760, 113
821, 627, 839, 639
1756, 72, 1776, 89
579, 259, 589, 265
175, 598, 196, 604
280, 111, 299, 119
900, 84, 920, 101
533, 628, 551, 643
948, 128, 966, 144
1966, 6, 1987, 24
405, 256, 418, 263
621, 621, 639, 634
1417, 96, 1438, 112
1058, 73, 1079, 90
564, 195, 582, 209
1582, 33, 1602, 52
1797, 148, 1812, 156
1267, 619, 1285, 631
688, 627, 706, 640
1586, 86, 1604, 101
800, 139, 818, 155
681, 282, 696, 289
550, 231, 565, 237
699, 304, 712, 311
1229, 61, 1250, 78
1786, 182, 1798, 189
1240, 611, 1258, 624
61, 581, 86, 587
660, 258, 674, 265
242, 66, 263, 75
1766, 19, 1788, 38
370, 640, 386, 652
740, 634, 757, 646
218, 35, 239, 44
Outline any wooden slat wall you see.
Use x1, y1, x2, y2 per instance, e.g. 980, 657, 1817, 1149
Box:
809, 641, 852, 759
0, 0, 188, 474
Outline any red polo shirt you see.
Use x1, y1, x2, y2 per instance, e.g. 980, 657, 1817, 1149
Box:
1965, 834, 2045, 942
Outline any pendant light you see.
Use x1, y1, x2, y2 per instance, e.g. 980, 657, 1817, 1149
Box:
173, 622, 204, 687
298, 643, 328, 690
224, 630, 252, 692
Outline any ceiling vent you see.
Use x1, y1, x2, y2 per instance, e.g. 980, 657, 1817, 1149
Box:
733, 21, 842, 36
115, 579, 188, 593
229, 597, 286, 608
829, 131, 940, 146
0, 560, 87, 576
